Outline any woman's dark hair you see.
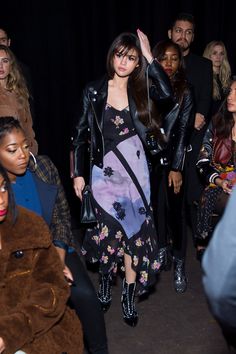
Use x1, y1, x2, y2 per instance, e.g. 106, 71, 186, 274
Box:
0, 117, 21, 223
106, 32, 158, 131
152, 39, 187, 102
0, 163, 17, 223
0, 116, 23, 143
213, 80, 235, 138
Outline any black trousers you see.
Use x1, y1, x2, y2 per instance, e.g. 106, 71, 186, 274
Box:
185, 129, 206, 231
66, 251, 109, 354
150, 163, 187, 259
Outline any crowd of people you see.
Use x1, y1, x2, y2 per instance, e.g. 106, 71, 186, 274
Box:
0, 11, 234, 353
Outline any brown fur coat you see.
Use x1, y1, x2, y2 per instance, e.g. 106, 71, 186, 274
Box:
0, 206, 83, 354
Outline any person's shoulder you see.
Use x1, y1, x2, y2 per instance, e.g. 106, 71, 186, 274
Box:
35, 154, 53, 166
85, 75, 108, 95
188, 52, 212, 69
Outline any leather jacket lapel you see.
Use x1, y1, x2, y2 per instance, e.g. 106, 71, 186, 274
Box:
88, 77, 108, 131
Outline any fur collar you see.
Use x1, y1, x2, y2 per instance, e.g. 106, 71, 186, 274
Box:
0, 206, 51, 253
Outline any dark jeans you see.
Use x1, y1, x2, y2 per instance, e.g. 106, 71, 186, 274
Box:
66, 252, 109, 354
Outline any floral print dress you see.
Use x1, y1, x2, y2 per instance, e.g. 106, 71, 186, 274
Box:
82, 104, 160, 295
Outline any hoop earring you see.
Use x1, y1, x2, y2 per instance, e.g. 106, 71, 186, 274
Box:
29, 151, 37, 171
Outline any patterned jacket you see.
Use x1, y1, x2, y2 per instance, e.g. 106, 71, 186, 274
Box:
28, 155, 74, 250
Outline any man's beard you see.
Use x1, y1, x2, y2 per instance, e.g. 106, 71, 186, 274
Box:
176, 39, 190, 52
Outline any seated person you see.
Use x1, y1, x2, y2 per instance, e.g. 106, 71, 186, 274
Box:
0, 116, 108, 354
0, 163, 83, 354
202, 185, 236, 349
195, 79, 236, 260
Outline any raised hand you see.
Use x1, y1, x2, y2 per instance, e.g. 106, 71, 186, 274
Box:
137, 29, 153, 64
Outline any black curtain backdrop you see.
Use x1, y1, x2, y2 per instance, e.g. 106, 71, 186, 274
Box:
1, 0, 236, 222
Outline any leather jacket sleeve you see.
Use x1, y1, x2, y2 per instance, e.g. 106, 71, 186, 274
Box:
72, 87, 90, 177
196, 122, 220, 184
148, 59, 174, 103
171, 89, 194, 171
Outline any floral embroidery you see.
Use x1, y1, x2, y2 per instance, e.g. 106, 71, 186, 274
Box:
140, 271, 148, 284
151, 260, 160, 270
101, 255, 109, 264
113, 202, 121, 210
92, 235, 100, 245
107, 245, 115, 254
111, 115, 124, 128
120, 265, 125, 272
115, 231, 123, 240
112, 201, 126, 220
119, 127, 129, 135
103, 166, 114, 177
142, 256, 150, 265
135, 238, 144, 247
99, 225, 109, 240
117, 248, 124, 257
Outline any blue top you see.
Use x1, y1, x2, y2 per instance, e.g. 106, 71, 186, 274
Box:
12, 170, 43, 217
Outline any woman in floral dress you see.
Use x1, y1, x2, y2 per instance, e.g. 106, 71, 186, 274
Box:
72, 29, 173, 326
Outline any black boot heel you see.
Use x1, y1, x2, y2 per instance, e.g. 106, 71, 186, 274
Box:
173, 257, 187, 293
157, 246, 172, 271
121, 279, 138, 327
97, 273, 112, 312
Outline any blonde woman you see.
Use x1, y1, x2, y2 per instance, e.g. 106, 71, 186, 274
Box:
0, 44, 38, 154
203, 41, 231, 115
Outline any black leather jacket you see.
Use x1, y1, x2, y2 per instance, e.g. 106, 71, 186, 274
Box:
156, 87, 194, 171
72, 60, 173, 177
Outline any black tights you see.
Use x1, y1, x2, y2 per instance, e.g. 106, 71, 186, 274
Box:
66, 252, 108, 354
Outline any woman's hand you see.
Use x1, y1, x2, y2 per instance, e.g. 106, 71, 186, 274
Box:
73, 176, 85, 200
215, 178, 232, 194
194, 113, 206, 130
63, 265, 74, 286
0, 337, 5, 353
137, 29, 153, 64
168, 171, 182, 194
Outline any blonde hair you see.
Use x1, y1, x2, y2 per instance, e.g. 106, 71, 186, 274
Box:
0, 44, 29, 103
203, 41, 231, 100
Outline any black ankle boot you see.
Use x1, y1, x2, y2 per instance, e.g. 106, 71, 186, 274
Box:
157, 246, 172, 271
97, 273, 112, 312
173, 257, 187, 293
121, 279, 138, 327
